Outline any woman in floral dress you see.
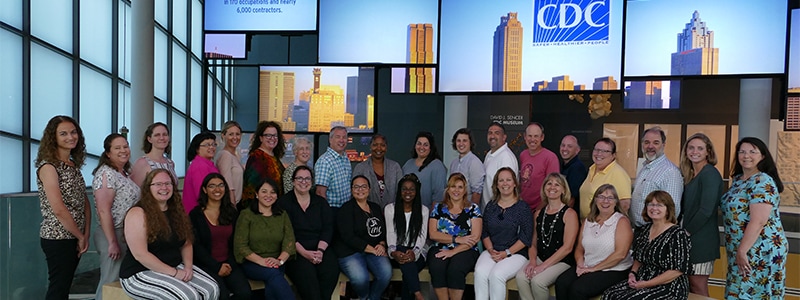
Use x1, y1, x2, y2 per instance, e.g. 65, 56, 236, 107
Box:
721, 137, 787, 299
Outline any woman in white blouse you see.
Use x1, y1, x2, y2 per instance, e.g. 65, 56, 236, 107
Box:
554, 184, 633, 300
216, 121, 244, 205
384, 174, 429, 300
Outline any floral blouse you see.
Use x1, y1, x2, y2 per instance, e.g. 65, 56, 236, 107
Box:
92, 164, 140, 228
429, 202, 482, 251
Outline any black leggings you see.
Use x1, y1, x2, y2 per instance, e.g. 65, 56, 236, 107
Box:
555, 266, 628, 300
41, 238, 81, 300
284, 249, 340, 300
427, 248, 479, 290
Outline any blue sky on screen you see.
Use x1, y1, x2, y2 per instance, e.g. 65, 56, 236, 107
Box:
789, 9, 800, 89
438, 0, 624, 92
624, 0, 787, 76
204, 34, 246, 58
318, 0, 439, 63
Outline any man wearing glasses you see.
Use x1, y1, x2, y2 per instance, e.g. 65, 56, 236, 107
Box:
629, 127, 683, 228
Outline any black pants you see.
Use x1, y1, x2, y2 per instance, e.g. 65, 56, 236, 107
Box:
427, 247, 479, 290
206, 260, 252, 300
554, 266, 628, 300
391, 246, 427, 300
284, 249, 340, 300
41, 238, 81, 300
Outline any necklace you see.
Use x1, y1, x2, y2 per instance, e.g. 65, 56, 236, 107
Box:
538, 204, 565, 248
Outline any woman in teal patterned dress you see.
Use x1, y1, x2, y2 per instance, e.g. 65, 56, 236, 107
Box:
721, 137, 787, 299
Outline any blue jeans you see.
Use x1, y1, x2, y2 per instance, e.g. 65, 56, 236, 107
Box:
338, 252, 392, 300
241, 261, 294, 300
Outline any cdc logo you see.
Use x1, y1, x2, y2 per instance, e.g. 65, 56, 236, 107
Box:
532, 0, 610, 46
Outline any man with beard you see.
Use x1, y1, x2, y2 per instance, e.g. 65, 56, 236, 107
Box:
629, 127, 683, 227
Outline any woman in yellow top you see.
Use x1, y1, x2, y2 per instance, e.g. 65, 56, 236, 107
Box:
579, 138, 632, 219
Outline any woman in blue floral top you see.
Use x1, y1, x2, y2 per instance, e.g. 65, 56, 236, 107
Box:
427, 173, 482, 300
721, 137, 787, 300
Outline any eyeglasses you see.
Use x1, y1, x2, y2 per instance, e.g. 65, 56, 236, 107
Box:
647, 203, 666, 208
261, 133, 279, 139
294, 176, 312, 183
206, 183, 226, 189
199, 143, 217, 148
352, 184, 369, 190
592, 148, 612, 154
150, 182, 173, 188
595, 195, 616, 202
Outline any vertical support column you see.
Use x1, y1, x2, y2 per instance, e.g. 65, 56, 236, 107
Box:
443, 95, 468, 167
130, 0, 155, 158
738, 78, 772, 143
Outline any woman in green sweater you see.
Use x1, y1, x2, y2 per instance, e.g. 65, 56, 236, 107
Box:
234, 177, 296, 299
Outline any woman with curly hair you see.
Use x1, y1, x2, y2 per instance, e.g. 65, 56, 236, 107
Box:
241, 121, 286, 209
190, 173, 251, 300
119, 169, 219, 300
91, 133, 140, 300
36, 115, 92, 300
130, 122, 177, 186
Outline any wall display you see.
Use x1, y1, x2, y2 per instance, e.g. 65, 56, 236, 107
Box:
624, 0, 787, 77
466, 95, 531, 156
318, 0, 439, 64
439, 0, 624, 92
789, 9, 800, 93
623, 80, 680, 110
776, 131, 800, 207
205, 34, 247, 59
788, 96, 800, 130
257, 66, 375, 134
390, 67, 437, 94
204, 0, 317, 31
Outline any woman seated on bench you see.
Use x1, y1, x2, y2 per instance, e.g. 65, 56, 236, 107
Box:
385, 174, 429, 300
119, 169, 220, 300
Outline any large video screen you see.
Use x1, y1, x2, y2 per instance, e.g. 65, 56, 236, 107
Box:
258, 66, 375, 134
204, 0, 317, 32
789, 9, 800, 93
624, 0, 787, 77
318, 0, 439, 64
623, 80, 681, 110
204, 34, 246, 59
391, 68, 437, 94
438, 0, 624, 93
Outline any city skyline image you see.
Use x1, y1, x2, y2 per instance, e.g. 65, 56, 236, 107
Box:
258, 66, 374, 133
439, 0, 623, 92
789, 9, 800, 92
407, 23, 435, 93
624, 80, 676, 109
625, 0, 787, 77
318, 0, 439, 64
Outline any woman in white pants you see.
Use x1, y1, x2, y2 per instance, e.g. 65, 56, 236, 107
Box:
474, 167, 534, 300
515, 173, 579, 299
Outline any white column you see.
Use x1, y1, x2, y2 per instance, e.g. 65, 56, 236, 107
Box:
130, 0, 155, 158
443, 95, 469, 168
738, 78, 772, 143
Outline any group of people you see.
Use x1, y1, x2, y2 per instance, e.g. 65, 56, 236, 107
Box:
36, 114, 787, 300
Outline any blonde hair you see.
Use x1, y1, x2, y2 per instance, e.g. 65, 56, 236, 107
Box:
539, 173, 571, 208
443, 173, 468, 209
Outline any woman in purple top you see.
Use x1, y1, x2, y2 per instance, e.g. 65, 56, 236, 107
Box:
183, 132, 220, 213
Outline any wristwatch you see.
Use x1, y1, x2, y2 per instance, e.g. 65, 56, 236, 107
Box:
505, 249, 512, 257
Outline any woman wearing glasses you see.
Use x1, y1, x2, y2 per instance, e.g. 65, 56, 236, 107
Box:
184, 131, 221, 213
120, 169, 220, 299
720, 137, 787, 299
578, 138, 632, 219
282, 137, 313, 193
242, 121, 286, 209
189, 173, 250, 300
603, 190, 690, 299
335, 175, 392, 300
554, 184, 632, 300
384, 174, 429, 300
427, 173, 482, 300
279, 166, 339, 300
515, 173, 578, 300
474, 167, 533, 300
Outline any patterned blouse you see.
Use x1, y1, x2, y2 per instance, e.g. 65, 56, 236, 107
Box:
37, 160, 88, 240
242, 148, 285, 202
429, 202, 482, 251
92, 164, 140, 228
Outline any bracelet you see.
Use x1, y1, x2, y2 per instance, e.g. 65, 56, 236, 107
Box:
172, 268, 179, 277
630, 270, 638, 277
